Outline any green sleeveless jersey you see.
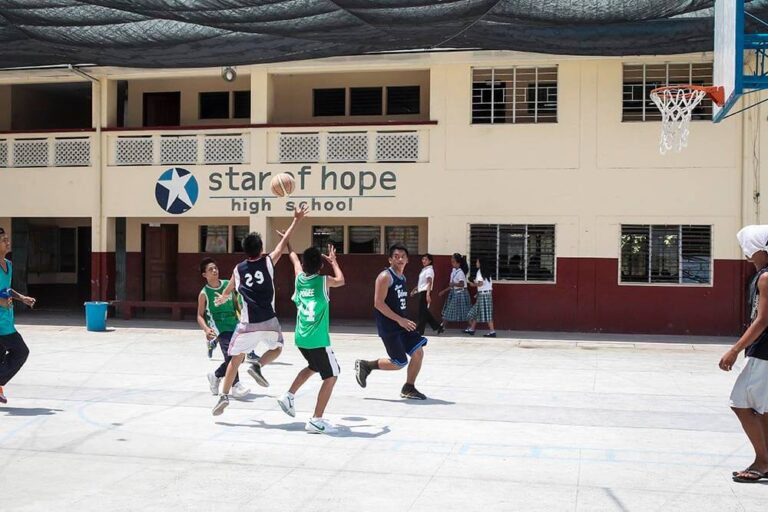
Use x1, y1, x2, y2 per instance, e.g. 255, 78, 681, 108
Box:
292, 273, 330, 348
200, 279, 238, 335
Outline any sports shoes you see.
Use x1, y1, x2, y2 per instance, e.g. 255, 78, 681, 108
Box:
0, 386, 6, 404
400, 384, 427, 400
436, 323, 445, 334
355, 359, 371, 388
231, 382, 250, 399
463, 328, 475, 335
245, 351, 260, 365
277, 392, 296, 417
212, 394, 229, 416
247, 363, 269, 387
207, 372, 221, 395
305, 417, 337, 434
483, 332, 497, 338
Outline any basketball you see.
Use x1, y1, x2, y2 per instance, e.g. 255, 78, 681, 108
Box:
270, 173, 295, 197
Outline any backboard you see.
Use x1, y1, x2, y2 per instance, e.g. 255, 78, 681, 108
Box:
713, 0, 745, 122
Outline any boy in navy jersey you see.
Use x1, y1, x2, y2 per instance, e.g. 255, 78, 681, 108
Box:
211, 206, 307, 415
354, 243, 428, 400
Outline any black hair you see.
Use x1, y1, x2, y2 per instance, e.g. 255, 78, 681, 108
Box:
302, 247, 323, 275
199, 257, 216, 275
475, 258, 493, 282
421, 253, 433, 265
452, 252, 469, 275
242, 232, 263, 258
388, 243, 409, 257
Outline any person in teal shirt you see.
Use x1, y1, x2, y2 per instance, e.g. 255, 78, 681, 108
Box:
277, 243, 345, 434
0, 226, 37, 404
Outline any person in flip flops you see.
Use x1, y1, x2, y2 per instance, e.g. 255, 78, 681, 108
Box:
720, 225, 768, 483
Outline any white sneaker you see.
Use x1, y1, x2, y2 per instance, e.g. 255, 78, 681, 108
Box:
305, 417, 336, 434
277, 392, 295, 417
207, 373, 220, 395
231, 382, 250, 399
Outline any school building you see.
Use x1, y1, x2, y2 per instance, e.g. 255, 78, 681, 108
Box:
0, 51, 761, 335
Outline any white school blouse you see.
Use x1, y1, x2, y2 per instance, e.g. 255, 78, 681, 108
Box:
475, 270, 493, 292
417, 265, 435, 292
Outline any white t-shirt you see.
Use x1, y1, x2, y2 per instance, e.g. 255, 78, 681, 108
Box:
475, 270, 493, 292
450, 268, 467, 289
417, 265, 434, 292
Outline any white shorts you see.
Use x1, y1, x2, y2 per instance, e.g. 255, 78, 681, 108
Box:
227, 318, 284, 356
730, 357, 768, 414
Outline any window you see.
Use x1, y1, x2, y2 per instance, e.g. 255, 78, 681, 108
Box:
385, 226, 419, 255
349, 226, 381, 253
200, 225, 228, 253
620, 225, 712, 284
469, 224, 556, 281
312, 226, 344, 253
472, 67, 558, 124
313, 88, 346, 117
199, 92, 230, 119
622, 63, 713, 121
387, 86, 420, 115
233, 225, 249, 253
233, 91, 250, 119
350, 87, 383, 116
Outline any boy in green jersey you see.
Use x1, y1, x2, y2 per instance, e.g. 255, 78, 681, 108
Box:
197, 258, 250, 399
277, 243, 345, 434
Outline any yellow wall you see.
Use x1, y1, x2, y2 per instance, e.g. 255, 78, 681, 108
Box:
0, 52, 756, 262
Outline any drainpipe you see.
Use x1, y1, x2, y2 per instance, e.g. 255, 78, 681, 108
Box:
68, 65, 103, 300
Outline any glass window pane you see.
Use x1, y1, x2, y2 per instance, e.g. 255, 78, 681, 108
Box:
233, 91, 250, 119
469, 224, 499, 280
350, 87, 383, 116
681, 225, 712, 283
233, 225, 249, 253
349, 226, 381, 254
199, 91, 229, 119
620, 225, 650, 282
650, 225, 680, 283
387, 86, 420, 115
200, 225, 228, 253
526, 225, 555, 281
312, 226, 344, 254
313, 89, 345, 117
499, 225, 526, 280
385, 226, 419, 255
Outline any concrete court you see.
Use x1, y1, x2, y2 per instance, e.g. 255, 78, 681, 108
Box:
0, 317, 766, 512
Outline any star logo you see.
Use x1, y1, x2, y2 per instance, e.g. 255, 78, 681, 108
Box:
155, 168, 199, 214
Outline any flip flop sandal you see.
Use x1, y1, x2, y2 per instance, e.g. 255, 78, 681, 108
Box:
733, 468, 754, 476
732, 469, 767, 483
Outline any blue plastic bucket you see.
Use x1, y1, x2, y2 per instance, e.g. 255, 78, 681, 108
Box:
84, 301, 108, 331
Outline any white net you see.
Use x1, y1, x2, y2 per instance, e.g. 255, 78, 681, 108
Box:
650, 87, 707, 154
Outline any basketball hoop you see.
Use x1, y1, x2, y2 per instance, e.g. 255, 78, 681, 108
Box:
650, 85, 724, 154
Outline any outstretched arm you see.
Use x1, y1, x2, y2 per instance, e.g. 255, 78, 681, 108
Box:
323, 245, 345, 288
269, 205, 308, 263
213, 269, 237, 306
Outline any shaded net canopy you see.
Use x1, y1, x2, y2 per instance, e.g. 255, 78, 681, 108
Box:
1, 0, 768, 69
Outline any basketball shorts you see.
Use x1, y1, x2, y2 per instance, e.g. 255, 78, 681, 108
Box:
379, 330, 428, 367
227, 318, 284, 356
299, 346, 341, 380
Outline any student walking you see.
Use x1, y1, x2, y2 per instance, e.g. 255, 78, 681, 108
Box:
438, 253, 471, 330
464, 258, 496, 337
411, 253, 443, 335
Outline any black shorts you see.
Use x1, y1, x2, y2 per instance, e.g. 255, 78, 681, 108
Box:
380, 330, 428, 367
299, 346, 341, 380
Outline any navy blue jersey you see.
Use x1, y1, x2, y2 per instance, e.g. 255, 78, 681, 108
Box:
375, 268, 409, 336
746, 267, 768, 360
233, 256, 276, 324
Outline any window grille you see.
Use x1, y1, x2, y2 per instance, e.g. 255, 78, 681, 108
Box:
472, 67, 558, 124
622, 63, 713, 121
469, 224, 556, 282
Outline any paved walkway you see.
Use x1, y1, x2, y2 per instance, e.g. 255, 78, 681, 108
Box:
0, 319, 764, 511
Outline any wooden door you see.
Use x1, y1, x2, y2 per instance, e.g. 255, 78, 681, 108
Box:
143, 92, 180, 127
143, 224, 178, 301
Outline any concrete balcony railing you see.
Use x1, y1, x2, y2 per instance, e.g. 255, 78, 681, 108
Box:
107, 128, 250, 166
0, 131, 94, 168
268, 123, 432, 164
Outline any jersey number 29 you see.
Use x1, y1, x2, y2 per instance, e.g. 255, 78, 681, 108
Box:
243, 271, 265, 287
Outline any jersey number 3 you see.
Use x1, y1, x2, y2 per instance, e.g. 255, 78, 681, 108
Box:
243, 271, 265, 287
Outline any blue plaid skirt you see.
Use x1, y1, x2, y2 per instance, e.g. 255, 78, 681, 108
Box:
467, 292, 493, 323
442, 288, 471, 321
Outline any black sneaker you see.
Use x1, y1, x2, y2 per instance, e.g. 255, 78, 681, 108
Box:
463, 328, 475, 336
400, 385, 427, 400
484, 332, 497, 338
212, 394, 229, 416
247, 364, 269, 387
355, 359, 371, 388
245, 351, 261, 365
